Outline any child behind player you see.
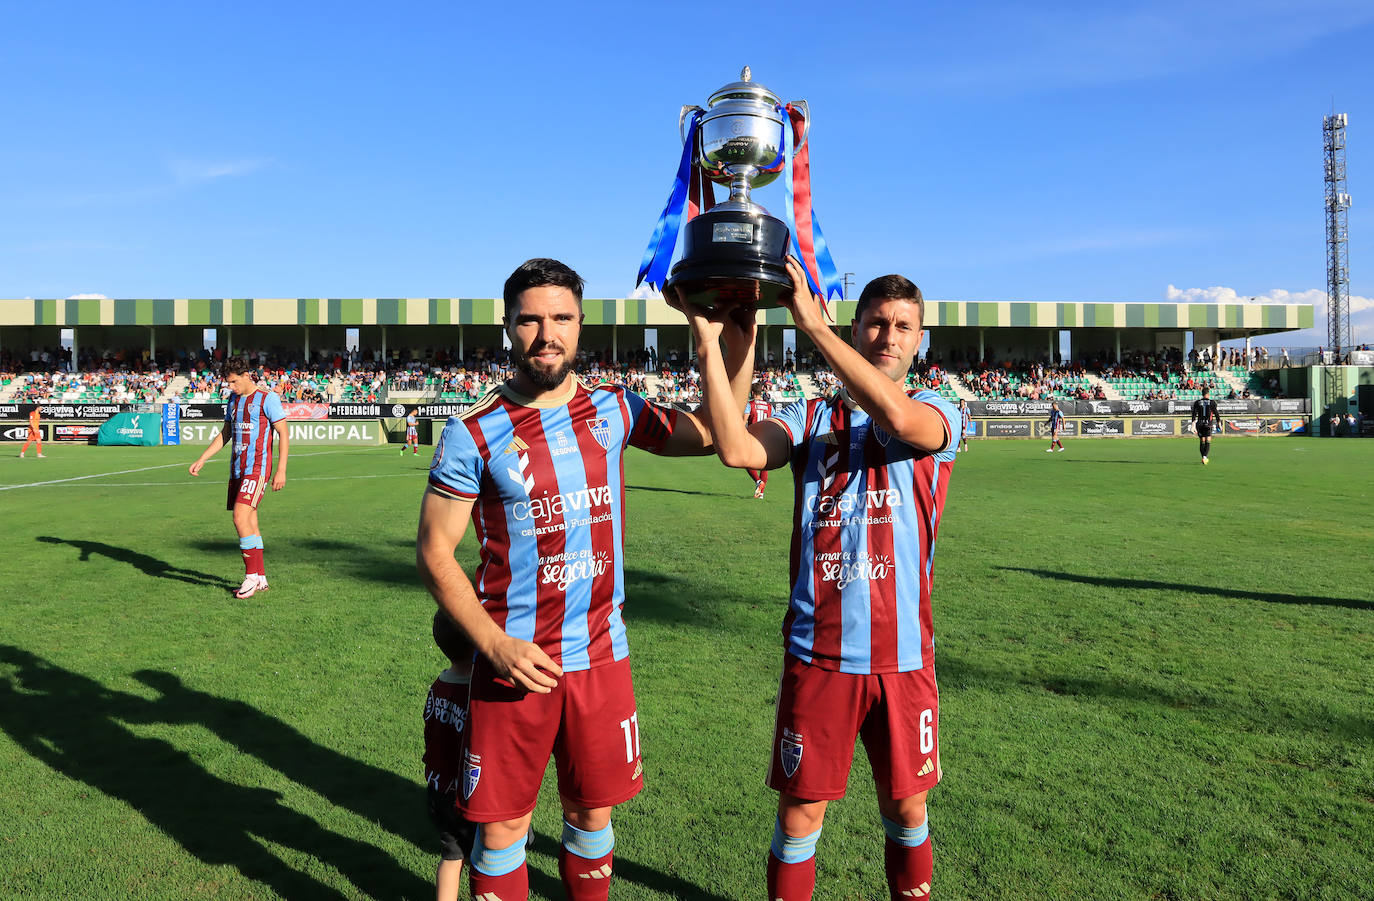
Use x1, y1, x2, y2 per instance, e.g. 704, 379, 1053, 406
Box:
423, 610, 476, 901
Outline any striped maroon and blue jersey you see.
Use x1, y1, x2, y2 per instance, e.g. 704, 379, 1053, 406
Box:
427, 379, 677, 672
225, 389, 286, 478
769, 388, 961, 675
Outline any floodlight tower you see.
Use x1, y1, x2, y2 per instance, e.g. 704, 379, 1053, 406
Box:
1324, 113, 1352, 356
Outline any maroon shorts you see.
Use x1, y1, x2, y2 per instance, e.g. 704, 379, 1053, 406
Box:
767, 653, 942, 802
226, 473, 268, 511
458, 655, 643, 823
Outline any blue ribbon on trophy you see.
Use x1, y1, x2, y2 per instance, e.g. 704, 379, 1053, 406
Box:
637, 109, 702, 290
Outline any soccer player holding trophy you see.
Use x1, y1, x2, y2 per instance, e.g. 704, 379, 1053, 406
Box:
654, 69, 960, 901
417, 259, 753, 901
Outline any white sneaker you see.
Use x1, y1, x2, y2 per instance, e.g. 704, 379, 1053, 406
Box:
1045, 448, 1054, 453
235, 574, 269, 599
37, 453, 45, 458
1056, 447, 1064, 452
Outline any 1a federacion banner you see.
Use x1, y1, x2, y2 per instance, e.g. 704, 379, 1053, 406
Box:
965, 398, 1309, 417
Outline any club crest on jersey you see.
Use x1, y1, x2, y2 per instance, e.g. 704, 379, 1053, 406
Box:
506, 449, 535, 493
463, 752, 481, 800
780, 727, 803, 778
873, 424, 892, 446
586, 417, 612, 450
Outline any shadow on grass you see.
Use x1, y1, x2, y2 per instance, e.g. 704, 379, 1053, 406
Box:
996, 566, 1372, 611
0, 646, 430, 900
35, 536, 237, 591
627, 482, 736, 499
937, 649, 1373, 743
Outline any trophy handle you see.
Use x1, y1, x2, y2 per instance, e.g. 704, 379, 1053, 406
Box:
790, 100, 811, 149
679, 105, 705, 145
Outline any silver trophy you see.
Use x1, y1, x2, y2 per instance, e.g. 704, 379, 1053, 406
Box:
665, 67, 810, 309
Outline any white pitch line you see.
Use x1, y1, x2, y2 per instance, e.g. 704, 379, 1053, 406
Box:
35, 472, 426, 487
0, 448, 390, 492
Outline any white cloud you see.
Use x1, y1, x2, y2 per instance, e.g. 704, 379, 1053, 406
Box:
56, 156, 276, 208
64, 293, 110, 300
1166, 283, 1374, 347
627, 283, 662, 300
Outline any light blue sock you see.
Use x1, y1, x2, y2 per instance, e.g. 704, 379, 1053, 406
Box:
882, 815, 929, 847
470, 824, 528, 876
770, 817, 821, 863
561, 820, 614, 859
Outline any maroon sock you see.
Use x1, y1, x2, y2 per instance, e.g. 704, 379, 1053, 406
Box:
767, 851, 816, 901
241, 548, 254, 576
469, 862, 528, 900
559, 847, 614, 900
884, 835, 932, 899
249, 547, 265, 577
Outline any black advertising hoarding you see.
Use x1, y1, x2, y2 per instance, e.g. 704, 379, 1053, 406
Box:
1079, 419, 1126, 436
966, 398, 1310, 417
985, 420, 1032, 438
1129, 418, 1177, 436
177, 404, 225, 420
1, 422, 47, 442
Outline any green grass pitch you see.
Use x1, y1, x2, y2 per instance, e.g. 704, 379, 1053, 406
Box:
1, 436, 1371, 900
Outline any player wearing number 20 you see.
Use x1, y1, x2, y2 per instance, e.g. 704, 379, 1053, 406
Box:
680, 261, 961, 901
417, 259, 752, 901
188, 356, 289, 600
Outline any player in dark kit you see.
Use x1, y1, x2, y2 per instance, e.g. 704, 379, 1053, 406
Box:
416, 259, 754, 901
680, 259, 961, 901
1045, 401, 1065, 452
1191, 386, 1222, 464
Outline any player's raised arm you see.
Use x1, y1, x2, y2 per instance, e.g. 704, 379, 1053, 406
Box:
416, 488, 562, 693
782, 258, 950, 453
677, 293, 792, 472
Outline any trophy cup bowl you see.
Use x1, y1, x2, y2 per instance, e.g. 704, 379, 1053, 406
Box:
665, 68, 807, 311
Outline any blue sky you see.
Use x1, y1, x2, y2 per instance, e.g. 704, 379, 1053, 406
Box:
1, 1, 1370, 347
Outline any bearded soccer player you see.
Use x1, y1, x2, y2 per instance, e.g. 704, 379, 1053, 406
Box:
416, 258, 752, 901
745, 389, 774, 497
678, 259, 960, 901
1191, 385, 1222, 464
188, 357, 289, 599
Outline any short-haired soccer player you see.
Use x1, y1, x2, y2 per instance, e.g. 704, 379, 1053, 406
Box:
679, 258, 962, 901
1191, 385, 1222, 464
423, 609, 477, 901
745, 389, 774, 497
404, 410, 420, 456
1045, 401, 1065, 452
19, 406, 44, 458
416, 258, 753, 901
188, 358, 289, 598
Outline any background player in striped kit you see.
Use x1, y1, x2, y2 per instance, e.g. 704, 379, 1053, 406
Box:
188, 357, 289, 599
417, 258, 753, 901
404, 409, 420, 456
1045, 401, 1065, 453
680, 259, 961, 901
745, 388, 774, 497
423, 609, 476, 901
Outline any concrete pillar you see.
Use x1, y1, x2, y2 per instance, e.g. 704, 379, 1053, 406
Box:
149, 326, 156, 364
978, 328, 985, 363
612, 327, 618, 364
382, 326, 388, 367
1049, 329, 1055, 363
1115, 329, 1121, 364
303, 325, 310, 364
72, 327, 79, 373
1244, 334, 1252, 370
458, 325, 464, 364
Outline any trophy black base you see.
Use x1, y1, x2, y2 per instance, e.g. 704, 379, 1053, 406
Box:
666, 209, 793, 310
